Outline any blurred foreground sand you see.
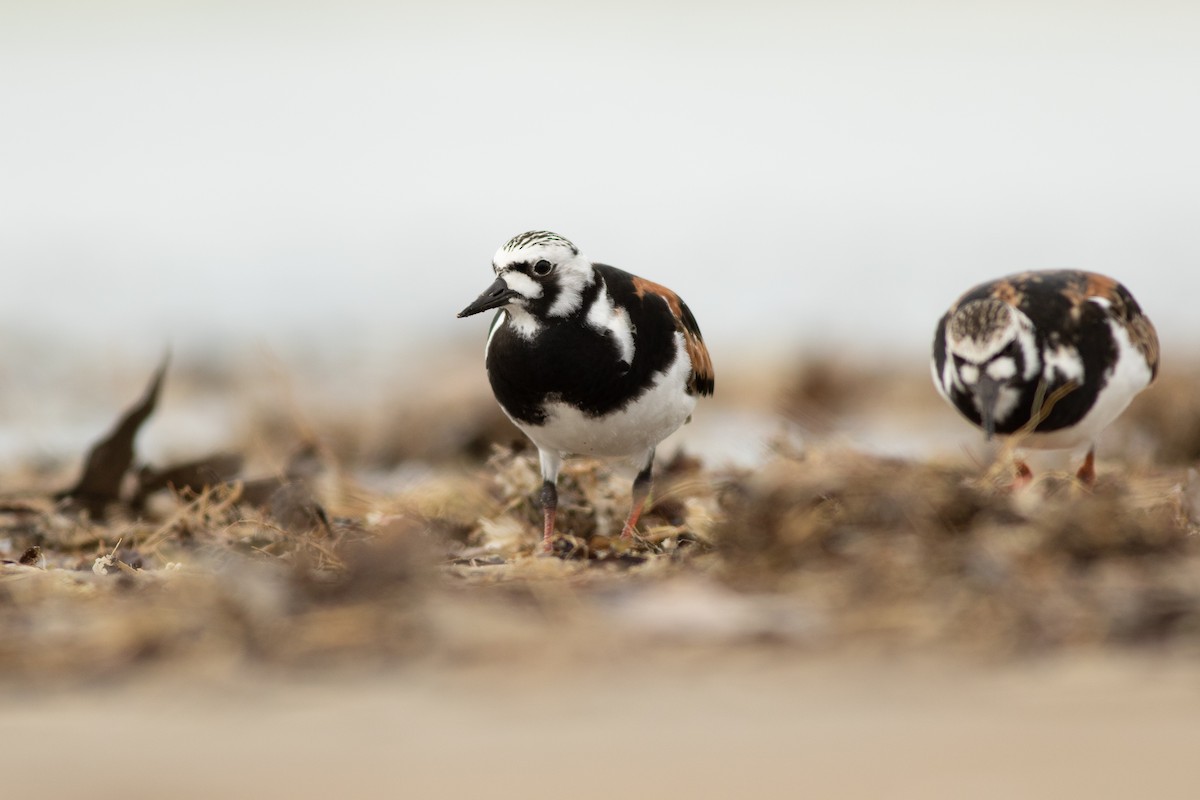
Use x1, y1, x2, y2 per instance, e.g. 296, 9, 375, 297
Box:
3, 651, 1198, 799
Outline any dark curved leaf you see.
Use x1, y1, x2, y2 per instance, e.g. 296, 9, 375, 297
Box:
57, 356, 169, 518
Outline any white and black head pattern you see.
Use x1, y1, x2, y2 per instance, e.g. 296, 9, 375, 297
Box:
457, 231, 605, 340
940, 297, 1040, 437
484, 231, 596, 319
932, 270, 1159, 449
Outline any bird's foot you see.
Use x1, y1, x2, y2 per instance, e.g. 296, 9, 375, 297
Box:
1075, 448, 1097, 489
1011, 460, 1034, 491
543, 533, 588, 560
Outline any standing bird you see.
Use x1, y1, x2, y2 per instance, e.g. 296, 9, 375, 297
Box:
932, 270, 1159, 485
458, 231, 714, 551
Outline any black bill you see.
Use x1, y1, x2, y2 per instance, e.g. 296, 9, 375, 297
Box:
458, 276, 520, 318
975, 374, 1001, 440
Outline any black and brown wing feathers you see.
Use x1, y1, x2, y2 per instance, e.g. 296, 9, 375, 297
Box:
1074, 273, 1159, 380
486, 264, 713, 425
630, 275, 715, 397
958, 270, 1160, 381
948, 272, 1156, 360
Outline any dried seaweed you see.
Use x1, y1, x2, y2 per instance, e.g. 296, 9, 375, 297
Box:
131, 452, 244, 512
714, 449, 1200, 651
57, 356, 168, 518
5, 354, 1200, 686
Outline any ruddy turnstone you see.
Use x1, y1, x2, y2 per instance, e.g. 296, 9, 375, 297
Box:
458, 230, 714, 551
932, 270, 1159, 485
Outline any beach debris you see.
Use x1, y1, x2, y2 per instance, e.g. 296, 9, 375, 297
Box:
58, 356, 169, 518
131, 452, 245, 512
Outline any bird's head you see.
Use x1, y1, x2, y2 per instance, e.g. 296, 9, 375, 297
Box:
457, 231, 595, 321
944, 298, 1038, 438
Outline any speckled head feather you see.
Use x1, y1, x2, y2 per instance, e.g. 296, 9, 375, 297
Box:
501, 231, 579, 255
946, 298, 1021, 364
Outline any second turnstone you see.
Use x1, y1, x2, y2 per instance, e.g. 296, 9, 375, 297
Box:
932, 270, 1159, 485
458, 230, 714, 551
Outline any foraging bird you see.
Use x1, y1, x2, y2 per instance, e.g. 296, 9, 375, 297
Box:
458, 231, 714, 551
932, 270, 1159, 485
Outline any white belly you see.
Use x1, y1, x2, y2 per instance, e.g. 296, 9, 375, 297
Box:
515, 334, 697, 461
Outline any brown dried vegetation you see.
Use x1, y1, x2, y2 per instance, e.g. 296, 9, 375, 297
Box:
2, 358, 1200, 683
716, 449, 1200, 651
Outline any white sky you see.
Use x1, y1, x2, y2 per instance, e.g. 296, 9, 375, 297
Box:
3, 0, 1199, 370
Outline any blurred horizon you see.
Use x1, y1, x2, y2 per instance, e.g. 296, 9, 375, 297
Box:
3, 0, 1199, 462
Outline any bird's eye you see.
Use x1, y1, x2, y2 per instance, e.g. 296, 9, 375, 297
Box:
532, 260, 554, 276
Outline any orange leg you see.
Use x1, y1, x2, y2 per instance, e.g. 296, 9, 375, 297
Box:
540, 480, 557, 552
536, 450, 563, 553
1013, 459, 1034, 491
620, 458, 654, 540
1076, 447, 1096, 488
